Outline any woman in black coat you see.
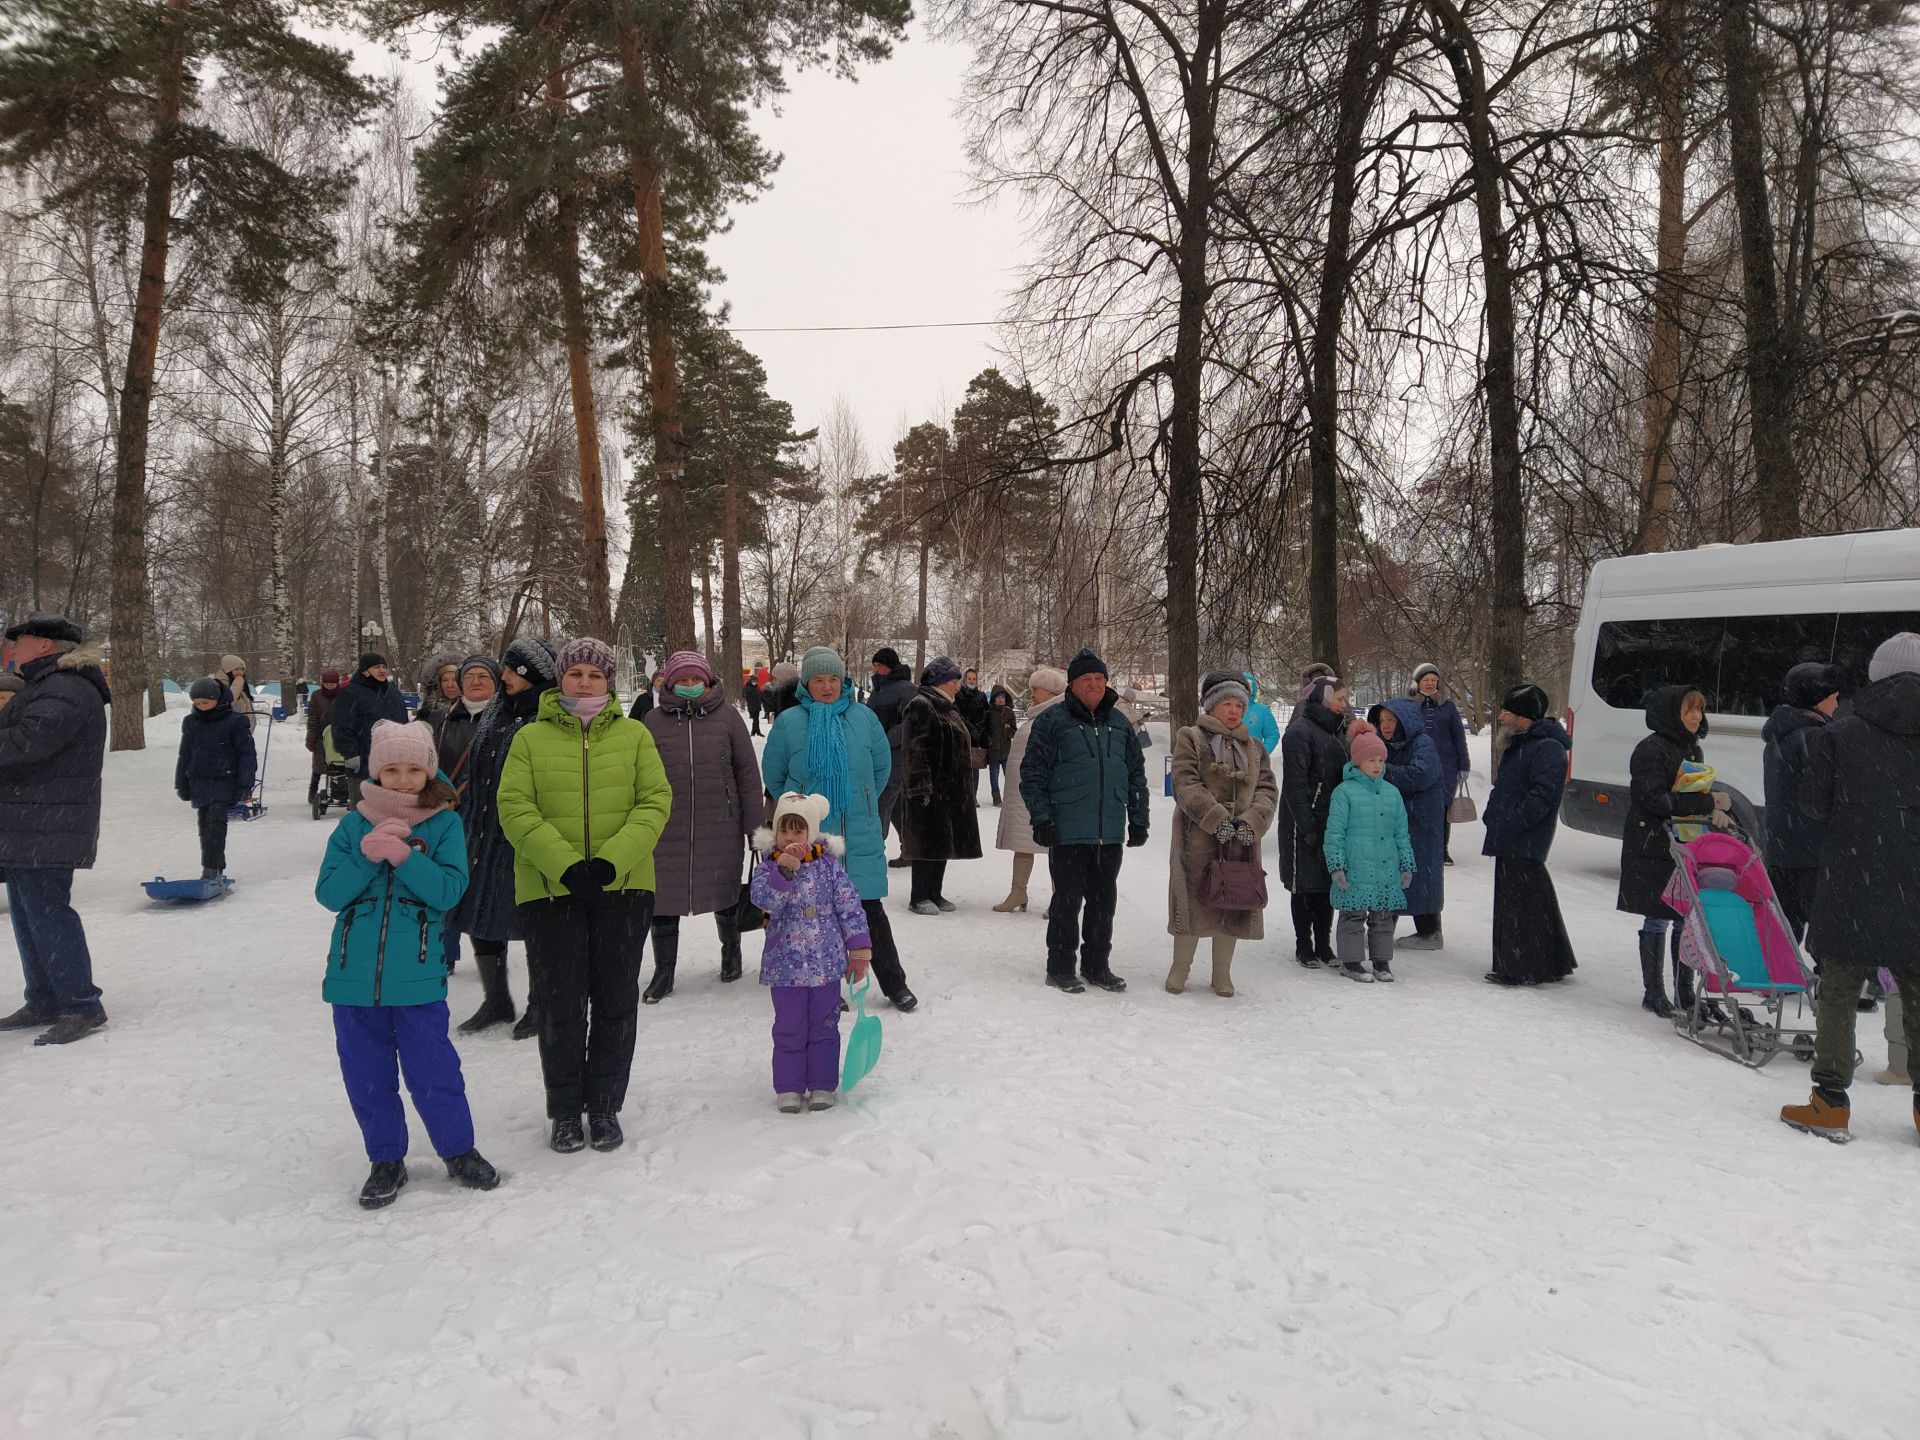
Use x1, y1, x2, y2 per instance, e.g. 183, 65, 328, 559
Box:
1761, 661, 1842, 939
447, 637, 557, 1036
898, 657, 983, 913
1279, 673, 1350, 966
1480, 685, 1576, 986
1617, 684, 1730, 1016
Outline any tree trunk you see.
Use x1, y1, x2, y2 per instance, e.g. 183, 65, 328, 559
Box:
107, 0, 190, 752
1162, 5, 1224, 732
1433, 0, 1527, 702
1635, 0, 1688, 555
914, 531, 931, 670
618, 32, 694, 650
31, 346, 59, 608
268, 315, 295, 723
700, 553, 716, 658
372, 370, 398, 670
1305, 0, 1382, 673
1721, 0, 1800, 541
720, 411, 743, 701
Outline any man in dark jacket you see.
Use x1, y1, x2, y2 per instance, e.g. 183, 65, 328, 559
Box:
1761, 661, 1842, 939
176, 676, 258, 880
0, 613, 111, 1045
866, 648, 917, 844
1480, 685, 1577, 985
1018, 648, 1149, 993
330, 652, 407, 803
1780, 634, 1920, 1143
742, 674, 765, 736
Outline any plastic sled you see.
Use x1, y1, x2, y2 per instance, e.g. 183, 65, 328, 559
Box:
143, 875, 235, 904
841, 978, 883, 1093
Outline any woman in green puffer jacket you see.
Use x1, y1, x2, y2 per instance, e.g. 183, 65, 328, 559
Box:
497, 637, 672, 1157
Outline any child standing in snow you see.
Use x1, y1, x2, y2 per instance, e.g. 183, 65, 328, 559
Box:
316, 719, 499, 1209
175, 675, 257, 881
751, 792, 873, 1113
1323, 730, 1415, 983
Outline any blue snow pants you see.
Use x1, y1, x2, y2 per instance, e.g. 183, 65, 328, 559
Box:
331, 1001, 474, 1162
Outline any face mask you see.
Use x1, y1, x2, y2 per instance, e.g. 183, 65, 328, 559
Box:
673, 682, 706, 699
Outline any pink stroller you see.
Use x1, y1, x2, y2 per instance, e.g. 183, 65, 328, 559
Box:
1660, 826, 1818, 1068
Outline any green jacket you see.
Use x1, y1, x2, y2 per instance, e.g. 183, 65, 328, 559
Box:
315, 805, 469, 1007
1017, 687, 1150, 846
497, 690, 673, 903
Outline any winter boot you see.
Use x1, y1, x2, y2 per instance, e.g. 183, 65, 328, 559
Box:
1342, 961, 1375, 984
1083, 969, 1128, 992
1210, 937, 1236, 998
1876, 994, 1910, 1084
34, 1010, 106, 1046
443, 1150, 500, 1191
1373, 960, 1395, 983
1780, 1087, 1851, 1143
200, 866, 222, 882
587, 1113, 624, 1152
888, 986, 919, 1013
458, 952, 516, 1034
1166, 937, 1196, 994
642, 924, 678, 1005
359, 1160, 408, 1209
550, 1117, 586, 1154
998, 852, 1029, 917
777, 1092, 805, 1114
1398, 922, 1444, 952
0, 1005, 54, 1031
512, 1003, 540, 1042
807, 1091, 837, 1111
1047, 972, 1087, 994
1639, 932, 1675, 1018
717, 916, 744, 983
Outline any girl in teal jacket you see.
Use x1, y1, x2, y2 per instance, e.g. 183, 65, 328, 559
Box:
316, 719, 499, 1210
1323, 732, 1416, 982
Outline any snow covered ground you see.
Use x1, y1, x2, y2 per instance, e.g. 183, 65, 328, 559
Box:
3, 710, 1917, 1439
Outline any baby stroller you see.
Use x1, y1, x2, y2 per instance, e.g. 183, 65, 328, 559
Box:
311, 723, 350, 820
1660, 824, 1817, 1069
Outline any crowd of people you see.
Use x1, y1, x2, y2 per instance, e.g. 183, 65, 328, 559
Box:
2, 608, 1917, 1206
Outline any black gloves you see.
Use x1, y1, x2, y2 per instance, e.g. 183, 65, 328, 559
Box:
1127, 825, 1149, 848
562, 857, 617, 898
1033, 822, 1058, 849
177, 789, 190, 803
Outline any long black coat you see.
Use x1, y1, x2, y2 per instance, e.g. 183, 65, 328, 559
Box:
1279, 702, 1347, 894
1761, 704, 1830, 870
175, 697, 257, 808
1803, 671, 1920, 970
986, 688, 1018, 762
1616, 685, 1716, 918
1481, 717, 1570, 862
897, 686, 983, 862
866, 665, 916, 736
0, 645, 111, 870
304, 684, 340, 774
434, 701, 485, 784
955, 684, 990, 747
331, 671, 407, 767
447, 685, 547, 942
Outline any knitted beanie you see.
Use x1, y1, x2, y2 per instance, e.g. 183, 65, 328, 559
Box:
924, 655, 964, 686
369, 719, 439, 777
1201, 677, 1251, 715
188, 676, 225, 704
1868, 632, 1920, 682
320, 667, 342, 685
503, 636, 558, 688
459, 654, 502, 687
872, 647, 902, 670
1029, 665, 1068, 695
771, 661, 799, 686
0, 671, 26, 695
558, 636, 617, 677
1349, 730, 1388, 765
356, 652, 388, 674
661, 649, 716, 687
799, 646, 844, 686
1067, 648, 1108, 682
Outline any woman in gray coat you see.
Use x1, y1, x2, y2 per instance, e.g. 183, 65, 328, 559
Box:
640, 650, 763, 1002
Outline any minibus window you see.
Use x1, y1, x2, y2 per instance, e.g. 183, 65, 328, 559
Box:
1592, 618, 1725, 710
1833, 612, 1920, 691
1715, 614, 1837, 715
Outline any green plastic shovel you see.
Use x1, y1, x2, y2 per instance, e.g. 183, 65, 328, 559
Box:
841, 977, 884, 1093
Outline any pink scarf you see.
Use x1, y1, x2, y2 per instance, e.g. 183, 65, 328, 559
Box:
356, 782, 446, 828
562, 693, 611, 723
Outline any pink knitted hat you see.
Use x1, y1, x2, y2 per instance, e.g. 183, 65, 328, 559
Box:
369, 719, 439, 777
558, 637, 616, 676
660, 649, 716, 686
1349, 730, 1388, 765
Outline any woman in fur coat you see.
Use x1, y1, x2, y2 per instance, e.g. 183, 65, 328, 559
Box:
897, 656, 983, 914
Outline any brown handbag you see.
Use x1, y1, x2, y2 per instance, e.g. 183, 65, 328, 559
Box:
1201, 840, 1269, 911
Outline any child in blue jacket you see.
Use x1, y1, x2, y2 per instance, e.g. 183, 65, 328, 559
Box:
316, 719, 499, 1209
176, 676, 257, 880
1323, 730, 1415, 983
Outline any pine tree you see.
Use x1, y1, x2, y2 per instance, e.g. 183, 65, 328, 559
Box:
0, 1, 374, 749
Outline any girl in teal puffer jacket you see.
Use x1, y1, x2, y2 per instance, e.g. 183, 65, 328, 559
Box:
1323, 731, 1416, 983
316, 720, 499, 1210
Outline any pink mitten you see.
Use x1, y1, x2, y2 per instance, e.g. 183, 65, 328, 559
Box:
360, 828, 413, 866
374, 816, 413, 840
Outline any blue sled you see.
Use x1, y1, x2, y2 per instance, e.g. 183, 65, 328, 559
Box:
143, 876, 235, 904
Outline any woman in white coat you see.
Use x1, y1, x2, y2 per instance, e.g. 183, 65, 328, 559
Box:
992, 665, 1068, 913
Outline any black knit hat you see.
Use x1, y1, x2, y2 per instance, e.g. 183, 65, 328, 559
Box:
1500, 684, 1550, 723
1783, 661, 1843, 710
188, 676, 225, 704
1067, 648, 1108, 682
356, 652, 388, 674
872, 647, 901, 669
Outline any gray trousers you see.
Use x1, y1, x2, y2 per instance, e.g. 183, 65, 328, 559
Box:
1336, 909, 1396, 968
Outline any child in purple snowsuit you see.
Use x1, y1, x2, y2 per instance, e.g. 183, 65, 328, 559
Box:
751, 792, 873, 1114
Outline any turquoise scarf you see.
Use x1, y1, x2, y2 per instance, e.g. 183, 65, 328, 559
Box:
797, 686, 854, 822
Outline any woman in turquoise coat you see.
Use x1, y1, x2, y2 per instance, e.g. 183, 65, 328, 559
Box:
761, 646, 917, 1011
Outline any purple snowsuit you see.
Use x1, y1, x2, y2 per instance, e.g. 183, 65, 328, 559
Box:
750, 835, 872, 1094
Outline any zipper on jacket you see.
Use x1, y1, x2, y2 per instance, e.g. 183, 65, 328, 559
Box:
416, 908, 429, 966
340, 907, 356, 969
581, 715, 594, 875
687, 714, 696, 914
373, 872, 395, 1004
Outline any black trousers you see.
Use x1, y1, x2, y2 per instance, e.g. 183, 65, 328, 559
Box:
861, 900, 908, 998
910, 860, 948, 905
1289, 891, 1334, 957
1771, 864, 1817, 942
1046, 843, 1124, 979
197, 804, 230, 873
522, 889, 652, 1118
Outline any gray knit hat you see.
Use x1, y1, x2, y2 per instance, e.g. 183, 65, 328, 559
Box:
558, 636, 616, 677
1868, 632, 1920, 682
799, 646, 844, 686
1201, 676, 1251, 715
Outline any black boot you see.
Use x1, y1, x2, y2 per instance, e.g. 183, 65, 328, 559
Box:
458, 952, 516, 1034
359, 1159, 408, 1209
443, 1149, 500, 1190
643, 922, 678, 1005
588, 1113, 624, 1151
550, 1117, 586, 1153
511, 1004, 540, 1042
717, 916, 744, 983
1639, 931, 1674, 1017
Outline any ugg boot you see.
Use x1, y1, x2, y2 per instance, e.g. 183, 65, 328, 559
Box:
1780, 1087, 1851, 1143
994, 853, 1034, 913
1639, 931, 1674, 1017
717, 916, 744, 983
458, 951, 517, 1033
1209, 937, 1237, 998
1166, 936, 1197, 994
643, 923, 679, 1004
1876, 994, 1910, 1084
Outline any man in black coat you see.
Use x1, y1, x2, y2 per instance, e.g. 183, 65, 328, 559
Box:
1479, 685, 1577, 986
330, 652, 407, 803
1761, 661, 1842, 939
866, 648, 917, 844
1781, 633, 1920, 1143
0, 613, 112, 1045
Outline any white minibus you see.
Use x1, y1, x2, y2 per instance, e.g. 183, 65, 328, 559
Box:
1561, 528, 1920, 839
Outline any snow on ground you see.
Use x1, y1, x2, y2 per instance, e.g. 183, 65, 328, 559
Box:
2, 712, 1917, 1439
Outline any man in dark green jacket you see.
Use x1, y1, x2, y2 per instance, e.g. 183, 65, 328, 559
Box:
1018, 648, 1149, 993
